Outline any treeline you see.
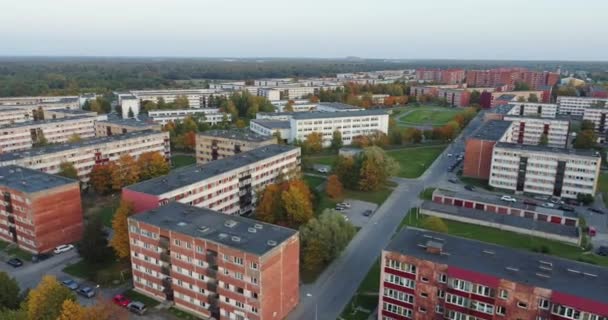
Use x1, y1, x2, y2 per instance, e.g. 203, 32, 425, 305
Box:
316, 82, 410, 108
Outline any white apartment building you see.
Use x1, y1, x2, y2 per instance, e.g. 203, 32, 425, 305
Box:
0, 96, 80, 108
502, 116, 570, 147
271, 100, 318, 112
127, 89, 230, 109
583, 107, 608, 135
257, 88, 280, 101
0, 130, 170, 183
489, 143, 601, 199
195, 129, 276, 164
249, 119, 291, 143
120, 95, 140, 119
147, 109, 231, 126
0, 108, 31, 126
123, 144, 300, 215
255, 112, 293, 121
289, 110, 389, 146
316, 102, 363, 112
0, 116, 96, 153
557, 96, 608, 116
505, 102, 558, 118
95, 116, 161, 137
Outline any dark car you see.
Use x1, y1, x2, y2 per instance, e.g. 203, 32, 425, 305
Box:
565, 199, 580, 206
448, 179, 458, 184
588, 208, 605, 214
6, 258, 23, 268
598, 246, 608, 256
128, 301, 147, 315
523, 200, 538, 206
32, 253, 51, 263
559, 205, 575, 212
77, 287, 96, 298
363, 209, 373, 217
464, 185, 475, 191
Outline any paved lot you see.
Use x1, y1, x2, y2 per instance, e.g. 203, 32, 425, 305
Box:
338, 199, 378, 228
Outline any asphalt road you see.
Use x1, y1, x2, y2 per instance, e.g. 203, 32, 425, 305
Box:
288, 112, 484, 320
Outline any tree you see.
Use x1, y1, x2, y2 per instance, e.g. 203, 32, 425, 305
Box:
527, 93, 539, 102
0, 272, 21, 310
303, 132, 323, 154
57, 300, 86, 320
110, 200, 134, 259
111, 154, 140, 191
330, 130, 343, 150
77, 215, 113, 264
25, 275, 75, 320
333, 155, 360, 189
358, 147, 399, 191
255, 184, 284, 224
137, 151, 169, 181
326, 175, 343, 199
402, 128, 422, 144
33, 131, 48, 147
577, 193, 594, 205
574, 130, 596, 149
0, 308, 26, 320
421, 216, 448, 233
174, 95, 189, 108
514, 81, 531, 91
58, 162, 78, 180
282, 184, 314, 228
67, 134, 81, 143
539, 133, 549, 146
516, 96, 526, 102
470, 90, 481, 104
284, 100, 295, 112
581, 120, 595, 131
235, 119, 246, 128
89, 164, 114, 195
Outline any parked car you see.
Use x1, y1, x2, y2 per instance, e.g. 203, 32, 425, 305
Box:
500, 195, 517, 202
6, 258, 23, 268
597, 246, 608, 257
363, 209, 373, 217
523, 200, 538, 206
31, 253, 52, 263
565, 199, 580, 206
464, 185, 475, 191
78, 287, 96, 298
338, 202, 351, 208
113, 294, 131, 307
559, 205, 575, 212
588, 208, 605, 214
447, 153, 453, 157
61, 279, 79, 290
589, 227, 597, 237
316, 167, 329, 174
448, 178, 458, 184
128, 301, 147, 315
534, 195, 550, 201
541, 202, 555, 208
334, 206, 345, 211
54, 244, 74, 254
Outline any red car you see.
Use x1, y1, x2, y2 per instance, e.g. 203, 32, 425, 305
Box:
113, 294, 131, 307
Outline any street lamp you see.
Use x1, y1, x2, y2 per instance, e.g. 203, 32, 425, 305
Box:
306, 293, 318, 320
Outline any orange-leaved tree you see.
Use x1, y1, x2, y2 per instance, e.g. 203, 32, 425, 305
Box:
137, 151, 169, 181
326, 175, 343, 199
110, 200, 135, 260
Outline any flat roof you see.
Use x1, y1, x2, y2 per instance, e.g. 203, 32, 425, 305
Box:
98, 114, 159, 128
470, 120, 511, 141
130, 202, 297, 256
317, 102, 362, 110
495, 142, 601, 158
0, 165, 77, 193
125, 144, 298, 195
198, 129, 274, 142
0, 115, 95, 129
48, 109, 96, 115
0, 130, 163, 162
250, 119, 291, 129
421, 201, 579, 239
291, 109, 387, 120
388, 228, 608, 305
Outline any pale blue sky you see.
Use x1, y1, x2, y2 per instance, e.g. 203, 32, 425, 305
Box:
1, 0, 606, 60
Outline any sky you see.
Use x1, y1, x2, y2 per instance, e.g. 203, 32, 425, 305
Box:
1, 0, 607, 60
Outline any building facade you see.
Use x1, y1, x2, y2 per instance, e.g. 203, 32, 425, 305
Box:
147, 109, 230, 126
557, 96, 608, 116
0, 108, 32, 126
379, 228, 608, 320
0, 166, 83, 254
95, 117, 161, 137
0, 130, 170, 183
196, 130, 276, 164
122, 145, 301, 215
466, 68, 559, 90
128, 202, 299, 320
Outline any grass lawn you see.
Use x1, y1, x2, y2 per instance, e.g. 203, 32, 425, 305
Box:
419, 188, 436, 200
387, 145, 445, 178
402, 213, 608, 266
314, 184, 395, 215
171, 155, 196, 168
398, 107, 461, 126
340, 259, 381, 320
599, 172, 608, 207
123, 289, 160, 308
4, 244, 33, 261
63, 259, 131, 287
168, 307, 202, 319
303, 175, 326, 190
459, 175, 494, 191
306, 154, 337, 167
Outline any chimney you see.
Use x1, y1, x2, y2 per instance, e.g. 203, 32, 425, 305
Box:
426, 240, 443, 255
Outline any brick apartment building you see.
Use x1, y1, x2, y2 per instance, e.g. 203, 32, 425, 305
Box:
123, 144, 301, 215
415, 69, 466, 85
196, 130, 276, 164
0, 115, 96, 153
379, 228, 608, 320
0, 130, 170, 183
0, 165, 82, 254
410, 85, 471, 107
466, 68, 559, 90
128, 202, 299, 320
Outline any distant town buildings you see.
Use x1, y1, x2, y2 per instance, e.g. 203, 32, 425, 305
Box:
195, 130, 276, 164
0, 165, 83, 254
147, 109, 230, 126
466, 68, 559, 90
415, 69, 466, 84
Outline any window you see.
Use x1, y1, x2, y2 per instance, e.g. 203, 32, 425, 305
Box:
418, 307, 426, 313
471, 300, 495, 314
539, 298, 550, 310
384, 274, 415, 289
233, 257, 243, 265
445, 293, 468, 307
383, 288, 414, 304
250, 262, 258, 270
437, 289, 445, 299
435, 305, 444, 314
551, 305, 581, 319
382, 302, 412, 318
386, 259, 416, 274
472, 284, 493, 297
517, 301, 528, 309
174, 239, 181, 246
420, 292, 428, 298
438, 273, 447, 283
499, 289, 508, 300
496, 306, 506, 316
450, 279, 471, 292
235, 272, 243, 280
420, 276, 429, 283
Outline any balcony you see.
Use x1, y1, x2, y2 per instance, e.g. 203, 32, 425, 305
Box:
161, 265, 171, 276
160, 252, 171, 263
159, 237, 170, 249
206, 254, 217, 266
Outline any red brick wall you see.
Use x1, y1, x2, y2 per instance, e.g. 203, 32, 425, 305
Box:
122, 188, 160, 213
260, 234, 299, 320
463, 139, 496, 180
30, 184, 83, 253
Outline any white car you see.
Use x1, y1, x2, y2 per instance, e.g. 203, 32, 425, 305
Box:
500, 195, 517, 202
338, 202, 351, 208
447, 153, 453, 157
541, 202, 555, 208
316, 167, 329, 173
54, 244, 74, 254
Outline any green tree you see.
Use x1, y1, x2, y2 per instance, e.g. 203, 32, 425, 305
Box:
33, 131, 48, 147
358, 146, 399, 191
574, 130, 596, 149
77, 215, 113, 264
173, 95, 189, 108
421, 216, 449, 233
58, 162, 78, 180
469, 90, 481, 104
0, 272, 21, 310
127, 107, 134, 118
514, 81, 531, 91
539, 133, 549, 146
332, 155, 360, 189
330, 130, 343, 150
581, 120, 595, 131
527, 93, 539, 102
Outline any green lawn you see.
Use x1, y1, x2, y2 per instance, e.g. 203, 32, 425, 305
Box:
398, 107, 461, 126
402, 213, 608, 266
3, 243, 33, 261
340, 259, 381, 320
63, 259, 131, 287
387, 145, 445, 178
169, 307, 202, 320
122, 289, 160, 308
314, 185, 394, 215
599, 172, 608, 207
419, 188, 436, 200
303, 175, 326, 190
171, 155, 196, 168
306, 154, 337, 167
459, 175, 494, 191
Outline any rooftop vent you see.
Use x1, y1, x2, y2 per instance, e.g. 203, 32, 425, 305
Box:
231, 236, 241, 242
224, 220, 238, 228
177, 222, 188, 227
254, 223, 263, 230
198, 226, 211, 233
218, 233, 228, 240
248, 227, 257, 233
425, 240, 443, 255
267, 240, 277, 247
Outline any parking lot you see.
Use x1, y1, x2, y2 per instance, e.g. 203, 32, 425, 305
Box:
334, 199, 378, 228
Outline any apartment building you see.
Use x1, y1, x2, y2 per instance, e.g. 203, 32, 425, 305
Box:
122, 144, 300, 215
195, 130, 276, 164
289, 110, 389, 147
0, 96, 80, 109
463, 120, 514, 180
0, 130, 170, 183
272, 100, 318, 112
249, 120, 291, 143
316, 102, 363, 112
0, 165, 83, 254
43, 109, 99, 120
256, 88, 280, 101
0, 108, 31, 126
127, 202, 299, 320
120, 95, 141, 119
489, 90, 548, 107
379, 228, 608, 320
466, 68, 559, 90
95, 116, 161, 137
583, 107, 608, 138
0, 116, 96, 153
127, 89, 229, 109
557, 96, 608, 116
415, 69, 465, 84
489, 143, 601, 199
410, 85, 471, 107
147, 109, 230, 126
501, 116, 569, 148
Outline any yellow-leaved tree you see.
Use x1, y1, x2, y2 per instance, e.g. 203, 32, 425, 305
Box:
325, 175, 343, 199
111, 154, 140, 191
26, 275, 75, 320
281, 184, 313, 228
137, 151, 169, 181
57, 300, 86, 320
110, 200, 135, 259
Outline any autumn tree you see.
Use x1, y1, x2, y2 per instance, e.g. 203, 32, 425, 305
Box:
333, 155, 360, 189
574, 130, 597, 149
33, 131, 48, 147
581, 120, 595, 131
110, 200, 135, 259
527, 93, 539, 102
330, 130, 343, 150
358, 146, 399, 191
77, 215, 113, 264
282, 183, 314, 228
137, 151, 169, 181
111, 154, 140, 191
303, 132, 323, 154
174, 95, 190, 108
89, 164, 114, 195
284, 100, 295, 112
235, 119, 246, 128
326, 175, 343, 199
255, 184, 284, 224
26, 275, 75, 320
0, 272, 21, 310
421, 216, 449, 233
256, 179, 314, 228
58, 162, 78, 180
67, 134, 82, 143
402, 128, 422, 143
57, 300, 86, 320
